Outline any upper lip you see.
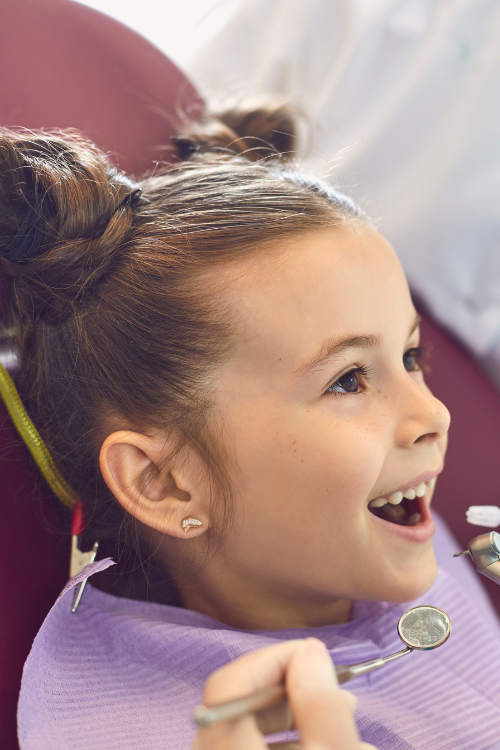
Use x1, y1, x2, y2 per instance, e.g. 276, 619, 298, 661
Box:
370, 466, 443, 502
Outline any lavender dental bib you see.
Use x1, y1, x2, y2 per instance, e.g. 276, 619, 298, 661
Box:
18, 515, 500, 749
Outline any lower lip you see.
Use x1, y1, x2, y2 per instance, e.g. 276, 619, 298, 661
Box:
369, 494, 435, 543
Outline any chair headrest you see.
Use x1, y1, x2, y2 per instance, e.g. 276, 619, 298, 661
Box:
0, 0, 204, 176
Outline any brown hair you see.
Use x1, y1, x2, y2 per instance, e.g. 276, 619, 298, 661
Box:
0, 107, 364, 581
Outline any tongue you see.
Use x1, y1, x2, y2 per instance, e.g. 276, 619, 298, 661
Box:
375, 497, 422, 526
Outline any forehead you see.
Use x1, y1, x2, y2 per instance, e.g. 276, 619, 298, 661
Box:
224, 225, 413, 373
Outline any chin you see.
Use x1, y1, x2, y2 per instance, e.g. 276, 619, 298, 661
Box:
384, 554, 438, 604
355, 546, 439, 604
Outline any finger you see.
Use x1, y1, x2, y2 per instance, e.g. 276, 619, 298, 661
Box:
195, 641, 308, 750
203, 639, 304, 706
286, 638, 361, 750
339, 689, 358, 714
192, 715, 265, 750
255, 699, 294, 734
254, 689, 356, 735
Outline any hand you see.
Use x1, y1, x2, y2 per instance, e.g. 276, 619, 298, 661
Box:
192, 638, 377, 750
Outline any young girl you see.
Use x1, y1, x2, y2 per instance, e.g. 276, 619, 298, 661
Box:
2, 110, 500, 749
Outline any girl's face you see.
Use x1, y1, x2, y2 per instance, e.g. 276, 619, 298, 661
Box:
196, 224, 450, 627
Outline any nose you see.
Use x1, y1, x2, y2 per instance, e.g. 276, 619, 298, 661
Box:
393, 377, 450, 449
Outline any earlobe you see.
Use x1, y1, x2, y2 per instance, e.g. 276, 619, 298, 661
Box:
182, 517, 204, 532
99, 431, 208, 539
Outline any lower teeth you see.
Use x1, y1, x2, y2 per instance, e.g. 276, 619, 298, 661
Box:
375, 504, 423, 526
383, 504, 405, 521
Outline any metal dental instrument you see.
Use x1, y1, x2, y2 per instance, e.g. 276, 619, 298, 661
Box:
454, 529, 500, 585
194, 604, 451, 730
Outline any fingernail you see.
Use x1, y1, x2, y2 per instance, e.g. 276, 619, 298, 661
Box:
300, 638, 337, 686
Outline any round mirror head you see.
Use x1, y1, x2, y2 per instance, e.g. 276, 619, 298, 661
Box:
397, 605, 451, 650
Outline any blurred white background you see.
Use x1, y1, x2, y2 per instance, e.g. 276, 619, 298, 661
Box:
75, 0, 500, 381
76, 0, 234, 69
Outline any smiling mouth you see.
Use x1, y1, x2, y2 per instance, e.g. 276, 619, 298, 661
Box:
368, 478, 436, 526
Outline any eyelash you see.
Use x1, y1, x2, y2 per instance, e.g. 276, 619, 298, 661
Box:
324, 344, 430, 397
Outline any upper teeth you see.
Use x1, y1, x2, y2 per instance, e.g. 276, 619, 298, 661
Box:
369, 478, 435, 508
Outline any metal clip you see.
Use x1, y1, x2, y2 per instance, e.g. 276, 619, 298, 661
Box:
69, 500, 99, 612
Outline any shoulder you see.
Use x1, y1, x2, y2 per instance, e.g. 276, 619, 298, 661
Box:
17, 567, 275, 750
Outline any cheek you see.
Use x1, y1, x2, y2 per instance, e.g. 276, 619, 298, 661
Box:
228, 402, 385, 528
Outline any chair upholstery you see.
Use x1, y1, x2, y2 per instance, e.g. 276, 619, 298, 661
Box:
419, 308, 500, 612
0, 405, 68, 750
1, 2, 500, 749
0, 0, 202, 177
0, 1, 201, 747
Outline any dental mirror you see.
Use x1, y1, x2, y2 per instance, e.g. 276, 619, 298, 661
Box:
398, 604, 451, 649
194, 604, 452, 729
334, 604, 451, 683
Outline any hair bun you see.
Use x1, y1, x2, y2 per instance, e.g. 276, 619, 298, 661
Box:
176, 98, 298, 162
0, 130, 139, 324
0, 206, 44, 262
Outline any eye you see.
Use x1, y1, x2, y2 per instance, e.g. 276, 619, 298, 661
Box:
403, 345, 429, 373
325, 366, 371, 396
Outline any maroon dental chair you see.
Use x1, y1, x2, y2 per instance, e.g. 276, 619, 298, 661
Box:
0, 1, 201, 748
1, 2, 500, 749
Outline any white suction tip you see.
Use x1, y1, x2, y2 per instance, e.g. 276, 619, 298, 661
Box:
466, 505, 500, 528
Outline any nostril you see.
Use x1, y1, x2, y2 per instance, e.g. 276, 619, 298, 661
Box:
414, 431, 438, 444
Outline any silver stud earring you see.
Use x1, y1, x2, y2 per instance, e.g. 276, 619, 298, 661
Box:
182, 516, 203, 532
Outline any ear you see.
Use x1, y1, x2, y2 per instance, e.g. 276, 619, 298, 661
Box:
99, 431, 209, 539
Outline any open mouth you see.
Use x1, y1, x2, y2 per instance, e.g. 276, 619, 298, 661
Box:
368, 478, 436, 527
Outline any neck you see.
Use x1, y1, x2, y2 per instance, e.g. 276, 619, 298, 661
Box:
173, 557, 353, 631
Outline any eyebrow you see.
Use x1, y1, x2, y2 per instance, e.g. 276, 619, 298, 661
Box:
294, 313, 421, 376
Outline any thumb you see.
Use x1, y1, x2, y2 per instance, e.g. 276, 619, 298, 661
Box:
286, 638, 361, 750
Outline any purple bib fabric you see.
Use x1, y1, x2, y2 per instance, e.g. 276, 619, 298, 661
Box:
17, 515, 500, 750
